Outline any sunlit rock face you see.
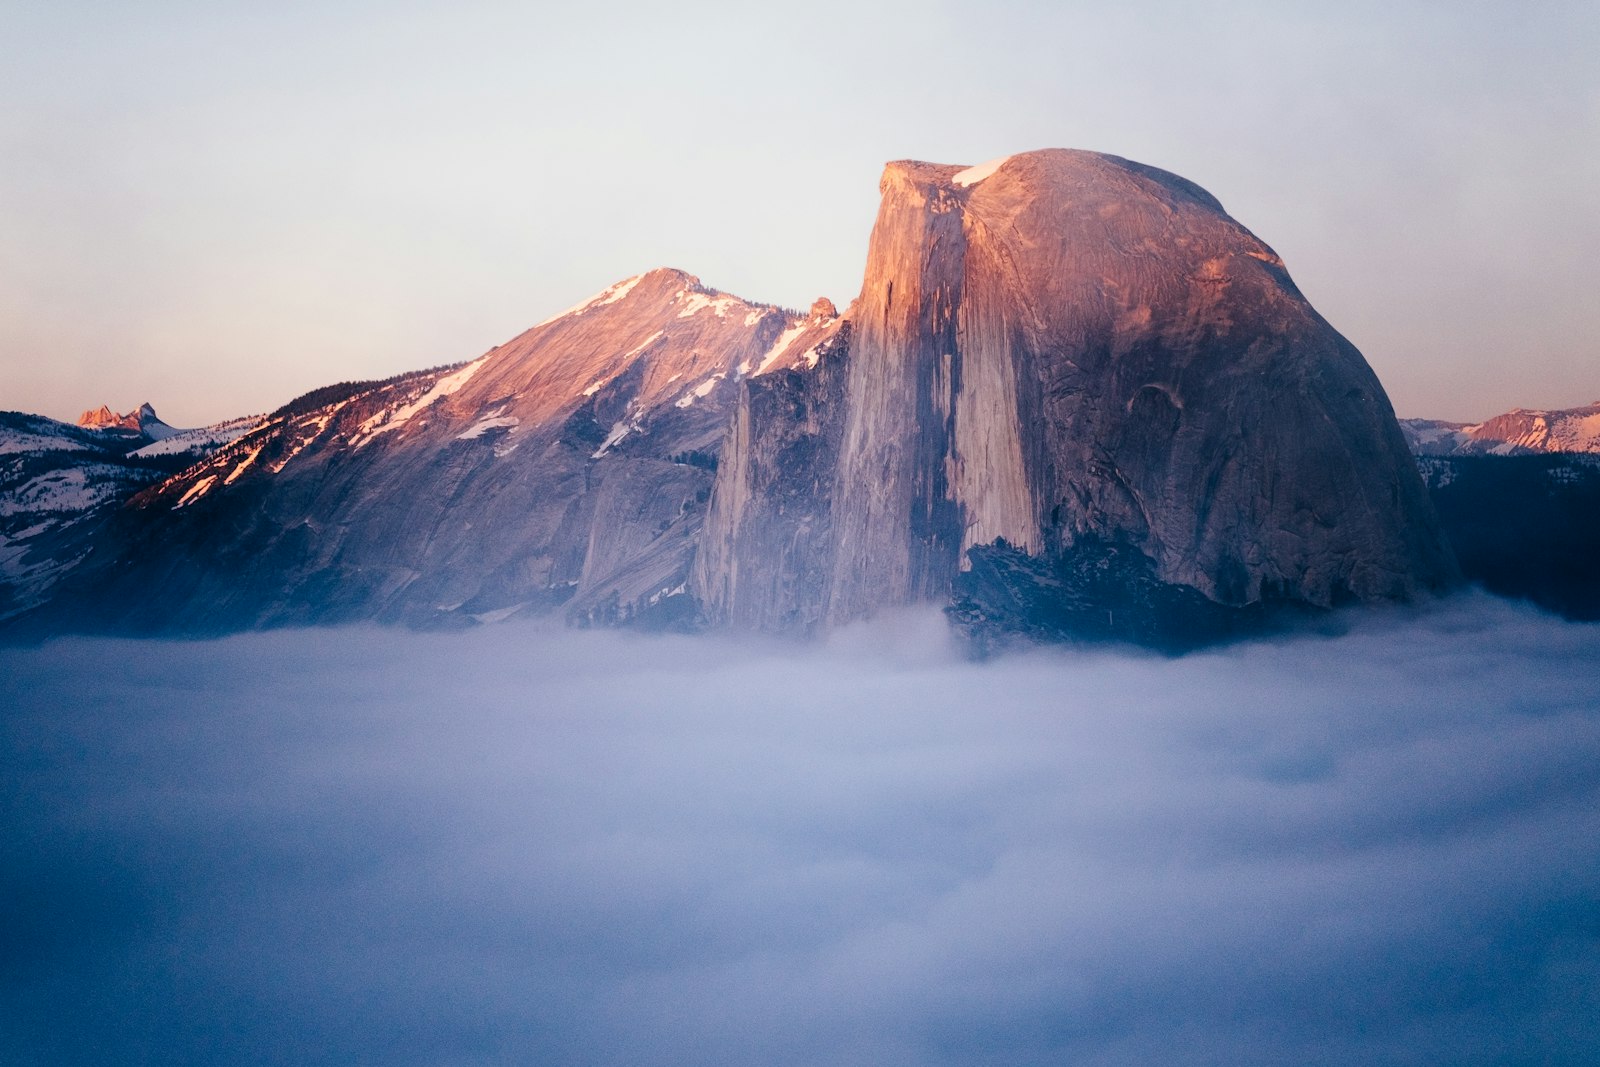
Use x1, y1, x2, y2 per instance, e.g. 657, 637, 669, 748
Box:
699, 149, 1457, 640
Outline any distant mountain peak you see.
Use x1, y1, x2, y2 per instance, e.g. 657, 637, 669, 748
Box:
77, 404, 135, 430
71, 403, 182, 444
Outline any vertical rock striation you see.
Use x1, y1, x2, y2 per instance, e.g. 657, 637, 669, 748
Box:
699, 149, 1456, 640
827, 161, 968, 621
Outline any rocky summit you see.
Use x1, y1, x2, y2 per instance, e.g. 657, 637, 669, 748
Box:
3, 150, 1459, 646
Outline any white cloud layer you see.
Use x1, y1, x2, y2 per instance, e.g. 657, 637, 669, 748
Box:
3, 594, 1599, 1064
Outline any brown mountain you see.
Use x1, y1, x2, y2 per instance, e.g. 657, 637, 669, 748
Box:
697, 150, 1456, 643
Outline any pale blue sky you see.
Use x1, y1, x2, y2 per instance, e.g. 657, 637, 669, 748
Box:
3, 0, 1596, 425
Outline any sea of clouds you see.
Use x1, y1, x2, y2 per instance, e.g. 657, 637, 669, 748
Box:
4, 593, 1599, 1065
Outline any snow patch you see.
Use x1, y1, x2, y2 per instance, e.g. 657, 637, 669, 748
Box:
0, 429, 91, 457
755, 320, 811, 375
591, 420, 635, 459
953, 155, 1012, 188
224, 446, 264, 485
674, 375, 725, 409
133, 415, 260, 458
174, 475, 218, 509
676, 292, 742, 319
676, 291, 714, 318
457, 415, 519, 441
592, 274, 643, 308
579, 331, 666, 397
0, 467, 110, 516
647, 582, 687, 606
623, 330, 665, 360
1552, 412, 1600, 452
266, 408, 343, 472
354, 359, 486, 447
534, 275, 644, 328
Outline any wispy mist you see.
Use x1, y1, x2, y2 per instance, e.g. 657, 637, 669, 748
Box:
4, 595, 1599, 1065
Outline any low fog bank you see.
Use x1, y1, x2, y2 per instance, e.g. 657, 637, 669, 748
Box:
4, 595, 1599, 1065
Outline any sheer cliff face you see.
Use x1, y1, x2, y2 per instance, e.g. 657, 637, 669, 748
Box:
700, 149, 1456, 632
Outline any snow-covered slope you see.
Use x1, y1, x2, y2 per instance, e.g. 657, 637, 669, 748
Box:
1, 414, 154, 622
1402, 402, 1600, 456
0, 409, 260, 623
21, 269, 841, 635
131, 415, 262, 460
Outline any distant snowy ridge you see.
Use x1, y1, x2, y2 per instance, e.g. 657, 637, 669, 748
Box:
133, 414, 262, 458
0, 406, 262, 621
1402, 401, 1600, 456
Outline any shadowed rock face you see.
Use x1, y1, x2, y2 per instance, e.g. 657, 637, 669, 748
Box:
1416, 453, 1600, 622
698, 149, 1457, 636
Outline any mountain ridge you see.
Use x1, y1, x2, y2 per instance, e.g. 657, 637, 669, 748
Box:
1402, 401, 1600, 456
10, 268, 841, 636
4, 149, 1468, 645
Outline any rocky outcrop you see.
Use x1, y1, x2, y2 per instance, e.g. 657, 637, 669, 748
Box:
76, 402, 176, 440
698, 150, 1457, 640
77, 405, 134, 431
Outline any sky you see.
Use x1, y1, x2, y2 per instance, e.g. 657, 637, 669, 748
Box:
4, 594, 1599, 1065
1, 0, 1596, 427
